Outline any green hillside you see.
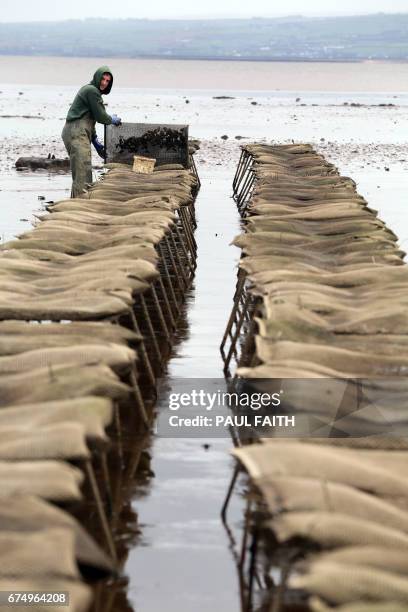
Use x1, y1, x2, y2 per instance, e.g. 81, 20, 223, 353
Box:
1, 14, 408, 60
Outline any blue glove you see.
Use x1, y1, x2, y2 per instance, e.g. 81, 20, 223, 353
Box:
111, 114, 122, 126
91, 135, 105, 159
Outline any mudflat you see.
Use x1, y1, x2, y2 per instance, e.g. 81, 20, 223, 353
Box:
1, 55, 408, 91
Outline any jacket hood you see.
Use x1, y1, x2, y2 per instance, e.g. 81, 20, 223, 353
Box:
91, 66, 113, 95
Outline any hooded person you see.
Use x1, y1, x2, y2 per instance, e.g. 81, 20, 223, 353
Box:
62, 65, 121, 198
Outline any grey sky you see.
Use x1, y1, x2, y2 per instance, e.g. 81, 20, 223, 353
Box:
1, 0, 408, 21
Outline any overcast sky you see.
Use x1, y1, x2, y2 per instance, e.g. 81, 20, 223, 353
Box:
2, 0, 408, 21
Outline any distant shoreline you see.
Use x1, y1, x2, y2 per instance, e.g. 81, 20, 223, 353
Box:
2, 14, 408, 63
1, 53, 407, 64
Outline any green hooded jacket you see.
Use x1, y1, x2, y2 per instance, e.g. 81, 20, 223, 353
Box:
66, 66, 113, 134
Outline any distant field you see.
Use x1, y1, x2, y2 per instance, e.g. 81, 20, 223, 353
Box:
0, 14, 408, 61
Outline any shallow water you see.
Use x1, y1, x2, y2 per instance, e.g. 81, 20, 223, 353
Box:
2, 56, 408, 92
125, 165, 246, 612
0, 172, 69, 242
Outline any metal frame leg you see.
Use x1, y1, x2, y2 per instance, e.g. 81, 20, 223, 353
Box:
158, 243, 180, 318
150, 284, 170, 342
129, 309, 156, 387
157, 277, 176, 330
129, 366, 149, 428
85, 460, 117, 564
139, 294, 162, 364
164, 235, 184, 294
221, 462, 240, 523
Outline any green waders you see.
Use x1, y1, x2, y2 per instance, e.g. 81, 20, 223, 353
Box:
61, 116, 94, 198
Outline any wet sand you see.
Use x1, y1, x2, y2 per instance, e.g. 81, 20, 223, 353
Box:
1, 56, 408, 92
2, 57, 408, 611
